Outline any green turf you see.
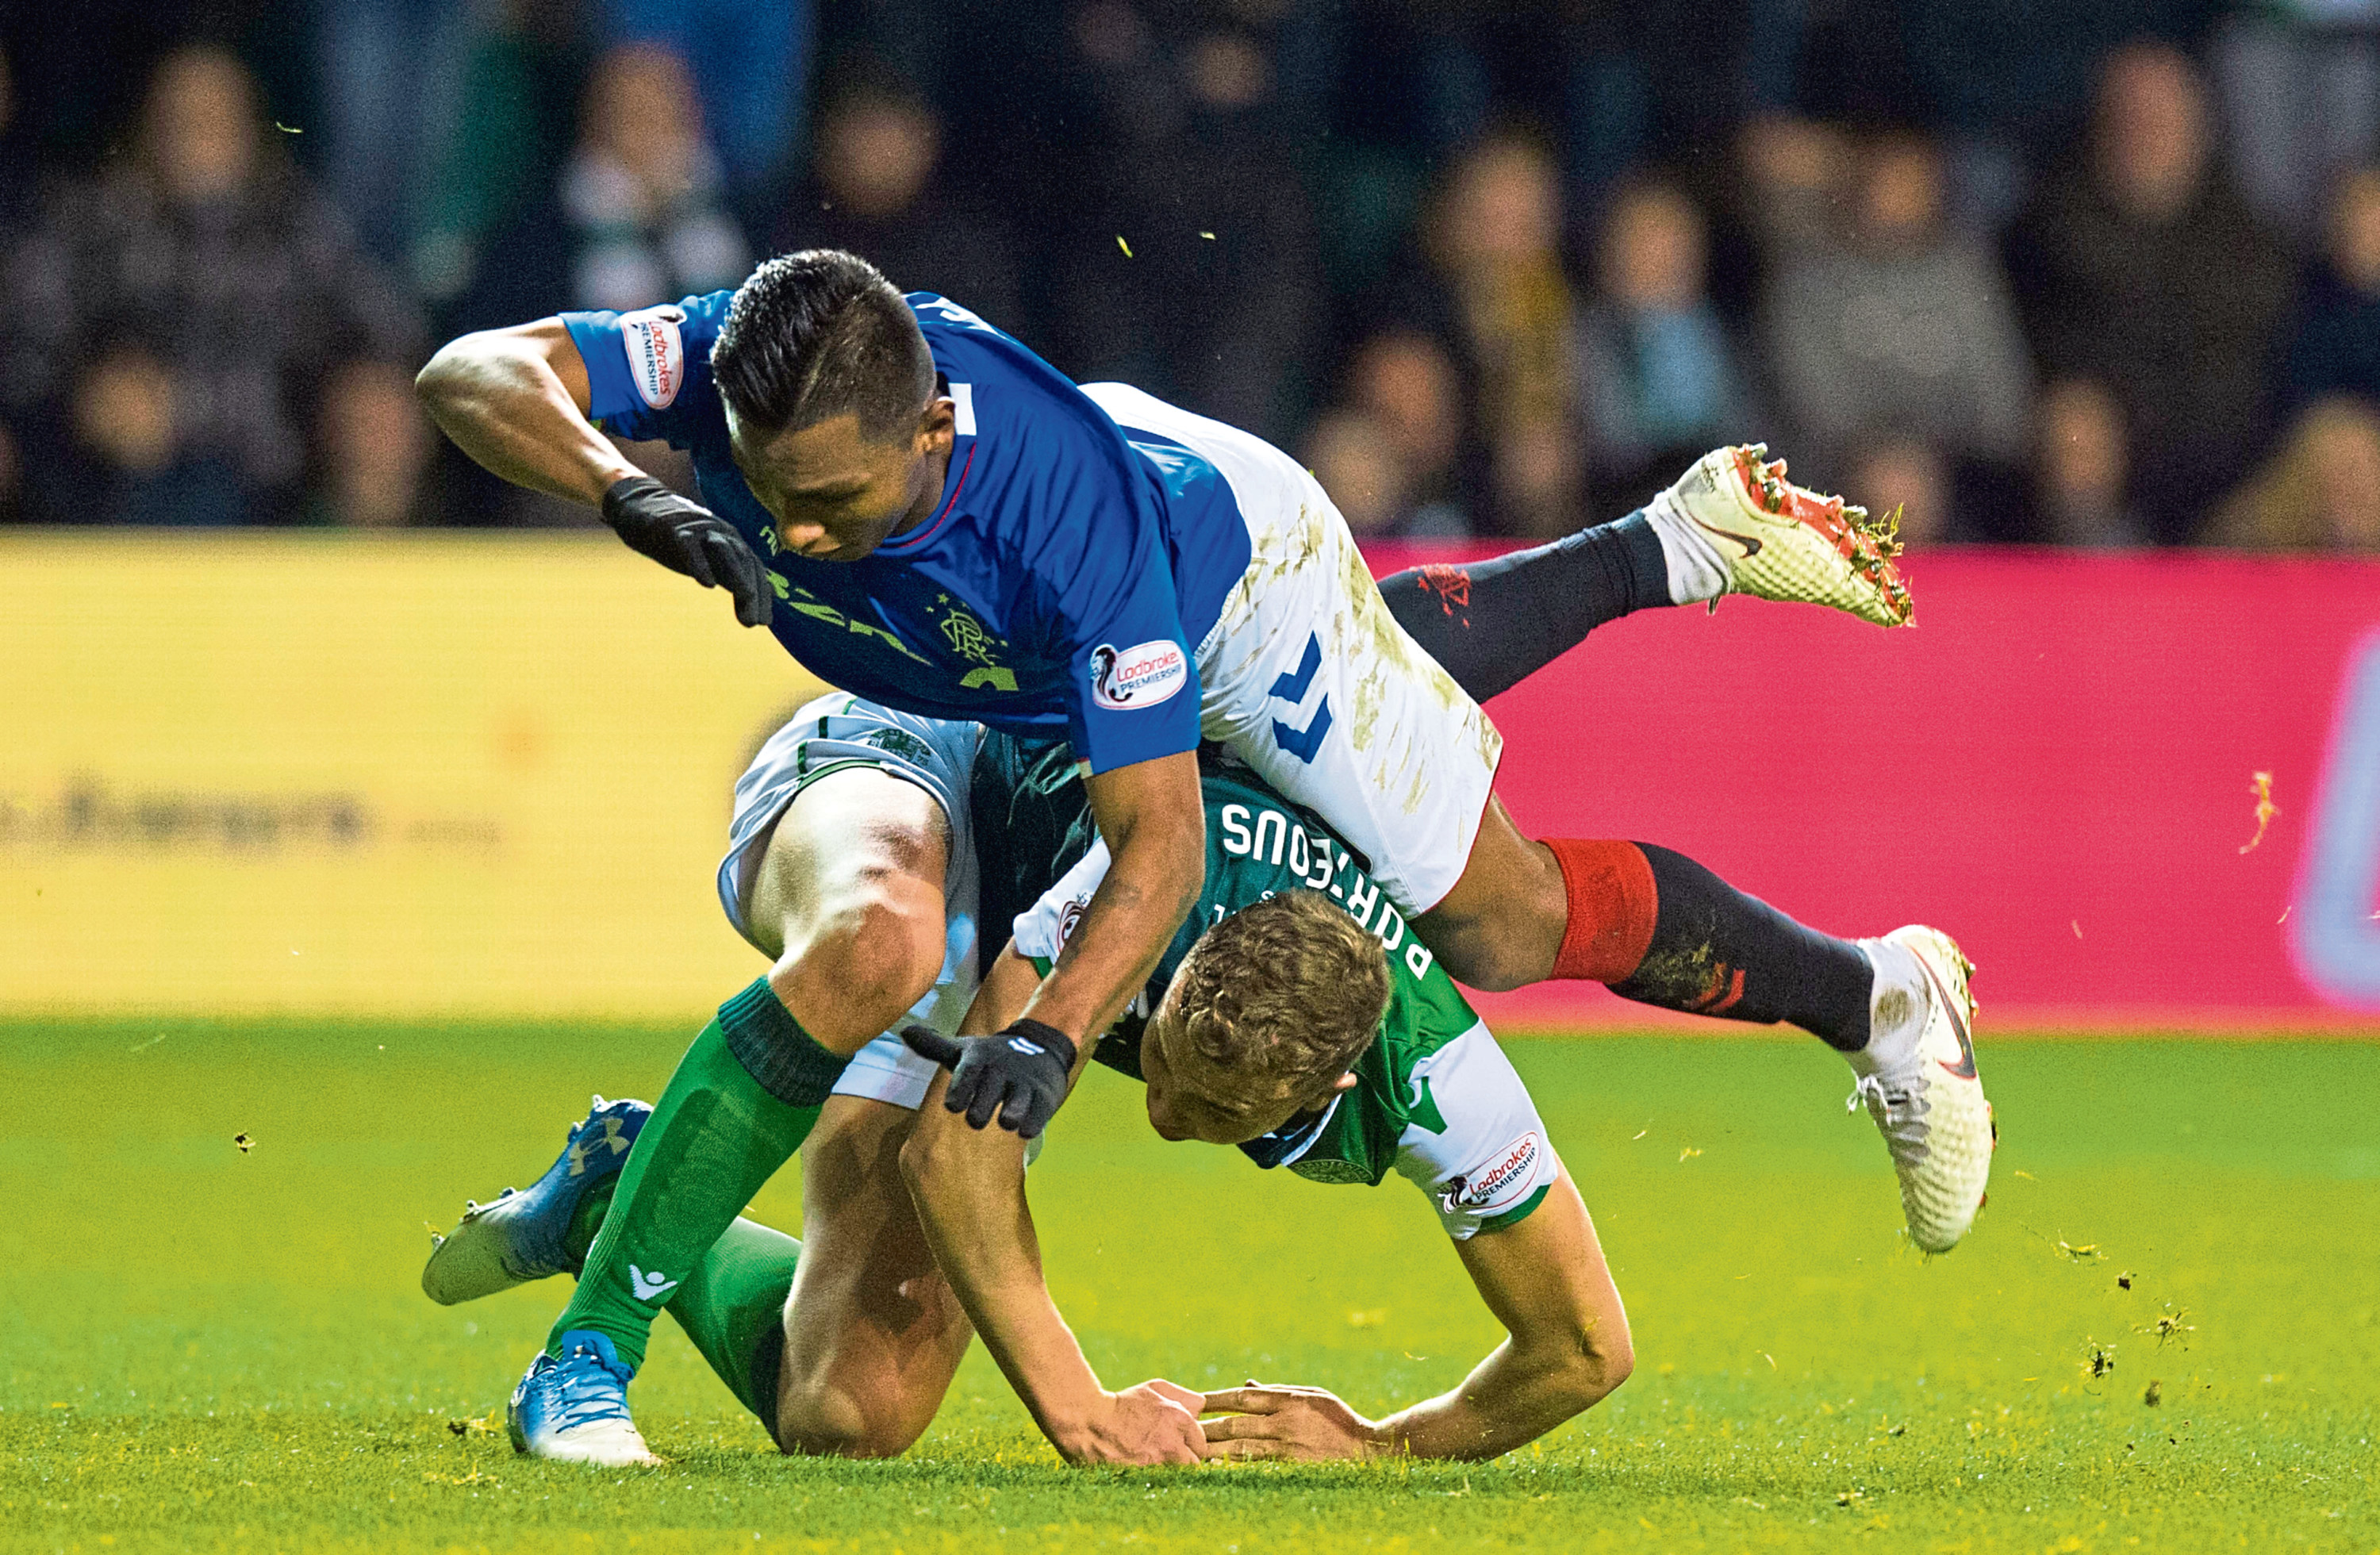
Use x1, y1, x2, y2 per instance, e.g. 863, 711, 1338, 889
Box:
2, 1017, 2374, 1553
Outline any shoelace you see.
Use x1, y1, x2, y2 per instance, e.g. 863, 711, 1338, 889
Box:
1848, 1073, 1931, 1160
547, 1350, 636, 1432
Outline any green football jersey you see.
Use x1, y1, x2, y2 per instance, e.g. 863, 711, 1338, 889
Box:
1012, 762, 1557, 1238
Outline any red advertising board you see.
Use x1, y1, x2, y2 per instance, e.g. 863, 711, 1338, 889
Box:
1360, 544, 2380, 1032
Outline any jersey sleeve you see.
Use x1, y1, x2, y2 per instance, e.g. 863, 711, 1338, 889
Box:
1038, 552, 1203, 774
1389, 1024, 1560, 1240
560, 291, 728, 447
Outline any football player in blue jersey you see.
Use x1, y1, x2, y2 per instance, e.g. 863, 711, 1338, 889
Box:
416, 251, 1989, 1464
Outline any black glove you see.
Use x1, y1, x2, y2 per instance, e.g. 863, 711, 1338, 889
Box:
600, 475, 774, 627
900, 1019, 1079, 1139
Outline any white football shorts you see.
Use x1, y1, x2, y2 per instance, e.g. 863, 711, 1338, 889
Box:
719, 692, 982, 1112
1084, 382, 1503, 913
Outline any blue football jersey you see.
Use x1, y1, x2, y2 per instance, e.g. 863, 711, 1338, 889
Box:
562, 290, 1253, 774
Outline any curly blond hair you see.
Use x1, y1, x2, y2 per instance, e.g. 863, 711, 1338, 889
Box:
1162, 890, 1392, 1113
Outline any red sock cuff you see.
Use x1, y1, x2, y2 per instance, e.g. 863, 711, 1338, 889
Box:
1545, 839, 1658, 983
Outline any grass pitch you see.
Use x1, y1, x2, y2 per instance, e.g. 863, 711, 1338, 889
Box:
3, 1017, 2374, 1554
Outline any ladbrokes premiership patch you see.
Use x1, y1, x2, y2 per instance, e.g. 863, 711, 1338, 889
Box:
1090, 639, 1188, 711
619, 306, 686, 409
1438, 1131, 1545, 1219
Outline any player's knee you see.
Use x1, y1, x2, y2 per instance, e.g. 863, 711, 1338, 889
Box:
776, 1384, 929, 1461
779, 885, 944, 1030
1430, 931, 1546, 993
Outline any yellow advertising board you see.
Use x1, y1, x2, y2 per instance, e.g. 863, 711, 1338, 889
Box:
2, 532, 828, 1015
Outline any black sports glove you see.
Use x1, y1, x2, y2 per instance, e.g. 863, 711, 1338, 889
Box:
600, 475, 774, 627
900, 1019, 1079, 1140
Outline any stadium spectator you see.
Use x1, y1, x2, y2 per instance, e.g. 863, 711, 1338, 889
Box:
2212, 0, 2380, 242
1763, 130, 2033, 490
1302, 406, 1462, 540
1409, 131, 1590, 536
1737, 113, 1856, 256
313, 360, 436, 528
1846, 436, 1951, 548
597, 0, 814, 209
2, 44, 422, 526
409, 0, 596, 324
774, 78, 1023, 334
57, 340, 248, 527
2031, 378, 2144, 548
1041, 8, 1322, 445
311, 0, 471, 264
559, 42, 752, 313
2285, 167, 2380, 410
2207, 396, 2380, 553
1345, 331, 1476, 537
2005, 42, 2296, 546
1576, 179, 1760, 509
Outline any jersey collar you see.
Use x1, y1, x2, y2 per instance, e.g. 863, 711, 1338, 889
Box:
1237, 1093, 1342, 1171
876, 377, 976, 557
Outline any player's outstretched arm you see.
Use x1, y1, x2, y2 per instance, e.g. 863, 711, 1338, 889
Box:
416, 320, 771, 625
416, 319, 642, 506
898, 1026, 1206, 1466
1200, 1170, 1631, 1461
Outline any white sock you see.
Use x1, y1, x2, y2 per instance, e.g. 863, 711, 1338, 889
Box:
1640, 489, 1731, 605
1848, 937, 1928, 1076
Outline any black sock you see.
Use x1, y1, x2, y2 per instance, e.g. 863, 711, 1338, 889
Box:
1611, 843, 1875, 1051
1377, 513, 1670, 703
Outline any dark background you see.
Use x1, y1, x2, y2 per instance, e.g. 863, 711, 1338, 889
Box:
2, 0, 2377, 553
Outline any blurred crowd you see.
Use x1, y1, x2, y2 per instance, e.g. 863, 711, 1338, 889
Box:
3, 0, 2380, 552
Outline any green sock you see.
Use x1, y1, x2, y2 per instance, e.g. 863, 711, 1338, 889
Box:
564, 1179, 616, 1265
547, 979, 845, 1371
664, 1216, 801, 1425
561, 1177, 800, 1426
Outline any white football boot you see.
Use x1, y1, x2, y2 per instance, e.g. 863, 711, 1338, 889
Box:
1849, 926, 1994, 1252
508, 1330, 660, 1467
1651, 444, 1915, 626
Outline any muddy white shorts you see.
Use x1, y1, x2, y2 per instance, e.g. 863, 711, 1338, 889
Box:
1084, 383, 1503, 912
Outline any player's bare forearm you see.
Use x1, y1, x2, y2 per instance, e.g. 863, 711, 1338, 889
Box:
415, 319, 641, 505
1378, 1174, 1631, 1459
1019, 751, 1203, 1046
898, 1065, 1203, 1465
1202, 1173, 1630, 1462
965, 943, 1042, 1035
898, 1070, 1095, 1431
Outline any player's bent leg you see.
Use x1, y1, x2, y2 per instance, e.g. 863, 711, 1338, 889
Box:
1410, 801, 1572, 992
770, 1096, 973, 1458
742, 765, 957, 1049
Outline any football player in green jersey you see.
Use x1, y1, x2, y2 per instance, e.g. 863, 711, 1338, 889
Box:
903, 761, 1633, 1460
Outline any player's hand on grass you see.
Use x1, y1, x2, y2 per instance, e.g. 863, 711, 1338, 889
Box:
900, 1020, 1077, 1140
600, 475, 774, 627
1060, 1380, 1207, 1465
1199, 1382, 1387, 1461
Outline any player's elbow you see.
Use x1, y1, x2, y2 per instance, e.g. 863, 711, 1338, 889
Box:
413, 336, 475, 408
1568, 1318, 1634, 1405
1537, 1315, 1633, 1413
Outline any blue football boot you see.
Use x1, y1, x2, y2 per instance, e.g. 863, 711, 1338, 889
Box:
422, 1096, 650, 1305
509, 1329, 658, 1465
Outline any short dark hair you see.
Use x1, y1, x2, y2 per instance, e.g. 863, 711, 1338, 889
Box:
711, 250, 935, 442
1163, 890, 1391, 1115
